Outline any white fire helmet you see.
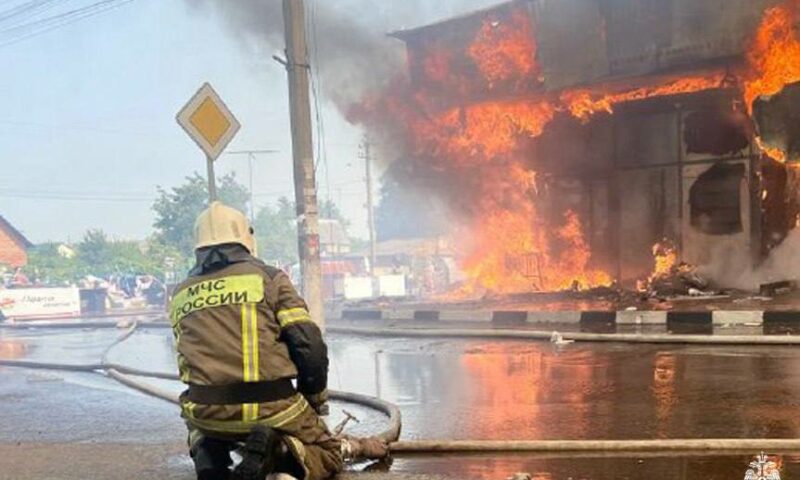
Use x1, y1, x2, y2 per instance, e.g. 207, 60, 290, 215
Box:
194, 201, 257, 254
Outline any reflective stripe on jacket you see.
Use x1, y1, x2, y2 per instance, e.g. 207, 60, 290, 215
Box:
170, 245, 328, 434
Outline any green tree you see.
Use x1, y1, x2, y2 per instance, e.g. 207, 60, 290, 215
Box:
78, 229, 113, 270
28, 236, 177, 286
77, 230, 161, 278
26, 243, 83, 285
142, 237, 187, 278
253, 197, 359, 265
319, 198, 351, 229
152, 172, 249, 257
253, 197, 298, 266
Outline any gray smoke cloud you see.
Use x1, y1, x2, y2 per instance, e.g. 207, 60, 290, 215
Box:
183, 0, 502, 107
699, 229, 800, 291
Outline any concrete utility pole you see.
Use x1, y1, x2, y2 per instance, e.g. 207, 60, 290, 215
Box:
361, 137, 378, 276
282, 0, 324, 329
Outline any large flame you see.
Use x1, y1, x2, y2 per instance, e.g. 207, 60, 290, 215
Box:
468, 10, 540, 89
744, 0, 800, 162
562, 71, 729, 122
744, 0, 800, 113
637, 241, 679, 292
353, 1, 800, 296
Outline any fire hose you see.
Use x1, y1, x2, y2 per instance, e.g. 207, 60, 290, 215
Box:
5, 319, 800, 345
3, 321, 800, 454
328, 325, 800, 345
0, 321, 402, 445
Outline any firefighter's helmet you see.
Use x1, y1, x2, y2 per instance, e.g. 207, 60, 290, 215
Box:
194, 201, 256, 254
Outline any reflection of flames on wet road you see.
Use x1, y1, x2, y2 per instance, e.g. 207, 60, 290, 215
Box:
652, 353, 677, 439
353, 0, 800, 297
0, 338, 27, 360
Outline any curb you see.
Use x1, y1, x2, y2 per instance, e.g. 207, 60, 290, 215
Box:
338, 309, 800, 335
341, 308, 777, 323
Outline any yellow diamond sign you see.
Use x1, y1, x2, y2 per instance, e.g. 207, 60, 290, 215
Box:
177, 83, 240, 161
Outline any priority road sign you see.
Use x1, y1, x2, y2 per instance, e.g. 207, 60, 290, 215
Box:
176, 83, 241, 161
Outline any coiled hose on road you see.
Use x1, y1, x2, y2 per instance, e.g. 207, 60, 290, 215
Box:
3, 321, 800, 454
0, 321, 402, 444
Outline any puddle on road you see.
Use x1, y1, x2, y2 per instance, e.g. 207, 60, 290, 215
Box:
328, 334, 800, 442
387, 452, 800, 480
5, 327, 800, 467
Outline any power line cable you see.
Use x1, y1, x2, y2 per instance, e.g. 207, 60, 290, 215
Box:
0, 192, 153, 202
307, 0, 331, 210
0, 187, 152, 195
0, 0, 122, 34
0, 0, 64, 27
0, 0, 134, 48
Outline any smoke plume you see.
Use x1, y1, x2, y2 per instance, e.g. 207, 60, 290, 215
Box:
184, 0, 501, 107
699, 229, 800, 290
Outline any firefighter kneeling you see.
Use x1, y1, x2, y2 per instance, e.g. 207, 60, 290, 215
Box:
170, 202, 388, 480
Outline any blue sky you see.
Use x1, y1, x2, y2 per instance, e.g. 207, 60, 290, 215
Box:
0, 0, 497, 243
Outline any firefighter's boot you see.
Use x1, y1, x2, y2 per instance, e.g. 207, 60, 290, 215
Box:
232, 425, 282, 480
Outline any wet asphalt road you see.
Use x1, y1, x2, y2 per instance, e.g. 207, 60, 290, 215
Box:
1, 322, 800, 479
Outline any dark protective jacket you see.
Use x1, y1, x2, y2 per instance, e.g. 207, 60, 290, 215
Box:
169, 244, 328, 435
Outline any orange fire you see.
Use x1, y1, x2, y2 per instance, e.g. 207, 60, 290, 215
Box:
352, 1, 800, 295
411, 100, 556, 161
459, 172, 610, 293
468, 10, 540, 89
743, 0, 800, 162
562, 70, 729, 122
756, 136, 789, 162
637, 240, 682, 292
650, 241, 678, 281
744, 0, 800, 114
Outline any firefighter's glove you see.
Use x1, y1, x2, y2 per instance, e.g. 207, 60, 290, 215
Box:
306, 389, 330, 416
340, 435, 390, 461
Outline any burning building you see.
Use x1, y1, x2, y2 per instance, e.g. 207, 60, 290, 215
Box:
352, 0, 800, 295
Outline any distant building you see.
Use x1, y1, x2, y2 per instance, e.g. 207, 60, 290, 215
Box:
319, 219, 351, 256
0, 215, 33, 268
57, 244, 76, 259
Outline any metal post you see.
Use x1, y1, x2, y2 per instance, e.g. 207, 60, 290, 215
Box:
206, 155, 218, 203
363, 138, 378, 276
283, 0, 324, 330
225, 150, 279, 223
248, 153, 256, 224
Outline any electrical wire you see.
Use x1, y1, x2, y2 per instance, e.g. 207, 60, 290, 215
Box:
307, 0, 331, 209
0, 0, 134, 48
0, 190, 154, 202
0, 0, 126, 34
0, 181, 364, 203
0, 0, 67, 28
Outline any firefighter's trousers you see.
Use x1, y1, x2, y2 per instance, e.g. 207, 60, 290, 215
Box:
188, 402, 343, 480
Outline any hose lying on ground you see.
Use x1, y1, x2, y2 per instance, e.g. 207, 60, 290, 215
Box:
7, 352, 799, 455
389, 439, 800, 453
0, 321, 167, 330
6, 320, 800, 346
2, 322, 800, 454
0, 322, 404, 444
328, 325, 800, 345
104, 368, 403, 445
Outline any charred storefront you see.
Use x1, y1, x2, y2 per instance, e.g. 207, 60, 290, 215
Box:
355, 0, 800, 295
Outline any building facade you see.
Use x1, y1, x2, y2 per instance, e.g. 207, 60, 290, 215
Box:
0, 216, 32, 268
